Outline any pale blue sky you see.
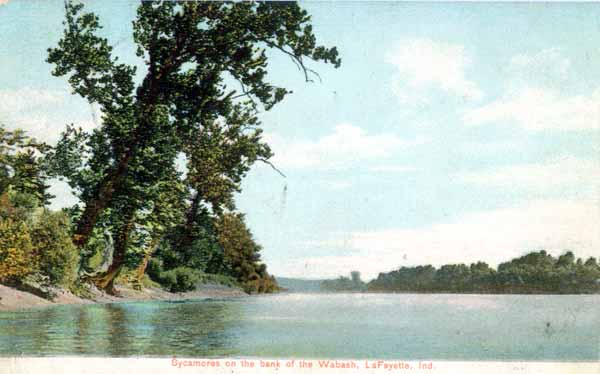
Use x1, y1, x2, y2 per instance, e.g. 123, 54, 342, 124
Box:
1, 1, 599, 279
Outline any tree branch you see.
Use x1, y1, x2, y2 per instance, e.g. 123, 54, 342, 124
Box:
257, 157, 286, 178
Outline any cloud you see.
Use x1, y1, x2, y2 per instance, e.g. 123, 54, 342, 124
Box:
509, 48, 571, 80
0, 87, 99, 143
465, 48, 599, 131
464, 87, 600, 131
0, 0, 9, 5
458, 156, 600, 196
385, 38, 483, 104
0, 88, 66, 143
266, 123, 425, 170
278, 199, 600, 280
0, 87, 64, 114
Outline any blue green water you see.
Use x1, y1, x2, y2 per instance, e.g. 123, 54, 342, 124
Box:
0, 293, 598, 360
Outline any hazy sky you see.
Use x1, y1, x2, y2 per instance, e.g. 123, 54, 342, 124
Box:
1, 1, 599, 279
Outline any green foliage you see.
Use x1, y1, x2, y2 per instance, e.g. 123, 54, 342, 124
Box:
367, 250, 600, 294
147, 211, 269, 293
146, 256, 240, 292
216, 212, 278, 293
243, 275, 279, 294
156, 206, 228, 274
321, 271, 367, 292
159, 267, 202, 293
46, 1, 340, 292
0, 189, 41, 223
0, 217, 36, 283
199, 273, 240, 289
0, 189, 78, 290
30, 210, 79, 287
139, 273, 162, 290
146, 257, 163, 282
0, 125, 52, 206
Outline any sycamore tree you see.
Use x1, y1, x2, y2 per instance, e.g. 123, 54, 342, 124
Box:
47, 1, 340, 293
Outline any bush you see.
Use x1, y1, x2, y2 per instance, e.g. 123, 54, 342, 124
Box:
30, 210, 79, 287
146, 257, 163, 282
198, 273, 240, 288
159, 267, 202, 292
0, 218, 36, 283
243, 275, 279, 294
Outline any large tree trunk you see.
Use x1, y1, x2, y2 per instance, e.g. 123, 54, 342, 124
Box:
179, 192, 201, 248
72, 65, 170, 248
92, 258, 125, 296
133, 238, 161, 290
73, 38, 185, 285
72, 145, 135, 248
89, 215, 135, 295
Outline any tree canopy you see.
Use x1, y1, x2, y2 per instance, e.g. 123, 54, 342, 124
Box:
364, 250, 600, 294
46, 0, 340, 293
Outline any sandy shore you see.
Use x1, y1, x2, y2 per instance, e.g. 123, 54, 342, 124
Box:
0, 283, 247, 312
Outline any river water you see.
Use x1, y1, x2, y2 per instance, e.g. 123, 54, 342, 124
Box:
0, 293, 598, 359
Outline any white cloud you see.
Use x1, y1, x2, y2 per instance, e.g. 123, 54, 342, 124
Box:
386, 38, 483, 104
0, 88, 99, 143
509, 48, 571, 80
266, 123, 425, 170
464, 87, 600, 131
278, 199, 600, 280
465, 48, 600, 131
0, 87, 63, 114
458, 156, 600, 196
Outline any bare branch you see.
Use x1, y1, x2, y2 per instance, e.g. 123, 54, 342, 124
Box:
257, 157, 286, 178
262, 41, 320, 83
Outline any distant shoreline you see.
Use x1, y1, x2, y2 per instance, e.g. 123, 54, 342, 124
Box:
0, 283, 247, 312
331, 290, 600, 295
3, 284, 597, 313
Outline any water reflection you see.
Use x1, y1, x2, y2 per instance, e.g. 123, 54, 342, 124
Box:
144, 301, 243, 356
0, 299, 244, 356
0, 295, 598, 360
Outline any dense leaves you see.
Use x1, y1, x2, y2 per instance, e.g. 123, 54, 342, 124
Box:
0, 126, 52, 205
0, 217, 35, 283
366, 251, 600, 294
216, 213, 278, 293
0, 191, 78, 291
30, 210, 79, 287
46, 0, 340, 292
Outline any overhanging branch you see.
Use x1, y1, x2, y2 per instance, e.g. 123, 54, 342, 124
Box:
258, 157, 286, 178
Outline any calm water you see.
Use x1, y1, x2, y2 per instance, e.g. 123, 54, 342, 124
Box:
0, 293, 598, 360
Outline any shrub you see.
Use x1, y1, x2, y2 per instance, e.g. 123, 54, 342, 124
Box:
146, 257, 163, 282
140, 273, 162, 289
243, 275, 279, 294
198, 273, 240, 288
0, 190, 40, 223
159, 267, 202, 293
0, 218, 36, 283
30, 210, 79, 287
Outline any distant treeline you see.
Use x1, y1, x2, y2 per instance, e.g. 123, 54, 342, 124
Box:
321, 271, 367, 292
323, 251, 600, 294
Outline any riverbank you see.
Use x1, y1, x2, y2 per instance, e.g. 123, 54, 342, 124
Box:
0, 283, 248, 312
